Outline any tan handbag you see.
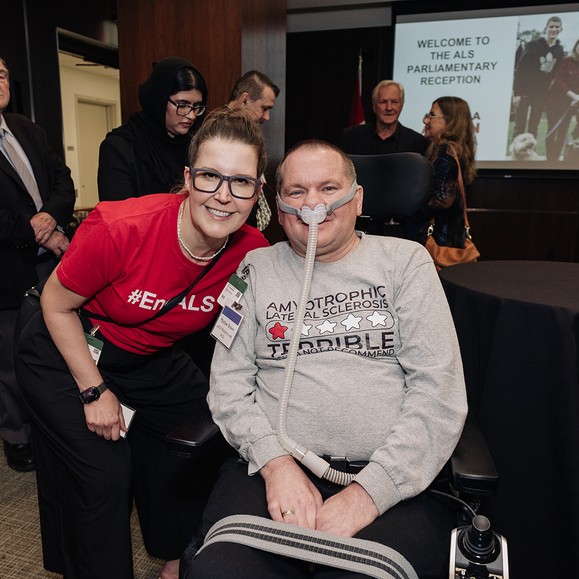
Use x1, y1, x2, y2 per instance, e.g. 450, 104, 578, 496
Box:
425, 145, 480, 270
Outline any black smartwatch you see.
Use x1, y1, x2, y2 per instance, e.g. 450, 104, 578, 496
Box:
79, 381, 108, 404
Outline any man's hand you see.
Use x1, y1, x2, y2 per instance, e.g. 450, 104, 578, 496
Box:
316, 482, 379, 537
83, 389, 127, 441
260, 455, 323, 529
512, 95, 521, 109
42, 230, 69, 258
30, 212, 57, 245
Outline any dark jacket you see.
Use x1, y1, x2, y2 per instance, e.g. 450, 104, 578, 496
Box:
513, 37, 565, 97
340, 122, 428, 156
423, 144, 467, 249
0, 113, 75, 308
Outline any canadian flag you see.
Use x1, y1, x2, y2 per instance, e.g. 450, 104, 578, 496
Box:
348, 52, 365, 127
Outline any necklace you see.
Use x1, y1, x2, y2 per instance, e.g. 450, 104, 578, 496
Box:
177, 202, 228, 262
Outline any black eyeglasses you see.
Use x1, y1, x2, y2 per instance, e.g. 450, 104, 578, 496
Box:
168, 98, 206, 117
423, 113, 445, 121
189, 168, 261, 199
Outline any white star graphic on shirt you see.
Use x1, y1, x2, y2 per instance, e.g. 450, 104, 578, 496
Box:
316, 320, 337, 334
367, 311, 388, 327
341, 314, 363, 330
301, 323, 312, 336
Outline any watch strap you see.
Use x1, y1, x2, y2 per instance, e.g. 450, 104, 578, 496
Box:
79, 381, 108, 404
95, 381, 108, 395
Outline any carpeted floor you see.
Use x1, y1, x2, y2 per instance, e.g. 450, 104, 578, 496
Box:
0, 451, 164, 578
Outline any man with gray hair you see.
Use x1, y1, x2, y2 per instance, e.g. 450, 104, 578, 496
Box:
340, 80, 427, 155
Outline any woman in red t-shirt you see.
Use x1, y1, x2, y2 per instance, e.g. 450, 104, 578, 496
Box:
16, 107, 269, 579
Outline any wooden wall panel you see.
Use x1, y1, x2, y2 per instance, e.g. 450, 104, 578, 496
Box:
468, 176, 579, 262
241, 0, 286, 163
116, 0, 287, 243
117, 0, 243, 119
116, 0, 286, 136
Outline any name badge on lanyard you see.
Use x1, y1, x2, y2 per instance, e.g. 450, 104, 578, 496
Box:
213, 269, 249, 348
85, 325, 103, 365
211, 304, 244, 349
217, 273, 248, 308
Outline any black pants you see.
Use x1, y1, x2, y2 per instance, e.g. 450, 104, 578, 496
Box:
0, 260, 54, 445
182, 457, 454, 579
15, 308, 219, 578
546, 103, 577, 161
0, 308, 31, 443
514, 93, 547, 138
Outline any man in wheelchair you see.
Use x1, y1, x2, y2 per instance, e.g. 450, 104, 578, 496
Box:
181, 140, 468, 578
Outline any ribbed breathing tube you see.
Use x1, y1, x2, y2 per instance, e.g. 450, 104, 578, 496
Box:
275, 184, 359, 487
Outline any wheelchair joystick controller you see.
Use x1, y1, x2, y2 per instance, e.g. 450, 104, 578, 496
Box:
449, 515, 509, 579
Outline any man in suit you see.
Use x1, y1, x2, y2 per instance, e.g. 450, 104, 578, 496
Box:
0, 57, 75, 471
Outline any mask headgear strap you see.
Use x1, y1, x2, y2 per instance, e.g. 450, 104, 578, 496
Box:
277, 181, 359, 225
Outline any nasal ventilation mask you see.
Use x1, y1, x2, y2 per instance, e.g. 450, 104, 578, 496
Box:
274, 181, 359, 486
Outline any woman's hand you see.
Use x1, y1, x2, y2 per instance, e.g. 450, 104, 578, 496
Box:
83, 389, 127, 441
41, 272, 127, 441
260, 455, 323, 529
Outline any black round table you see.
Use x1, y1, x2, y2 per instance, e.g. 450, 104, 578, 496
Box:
440, 261, 579, 577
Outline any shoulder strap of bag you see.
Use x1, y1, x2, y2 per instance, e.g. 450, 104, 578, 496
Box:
446, 144, 471, 229
81, 237, 229, 328
427, 143, 471, 236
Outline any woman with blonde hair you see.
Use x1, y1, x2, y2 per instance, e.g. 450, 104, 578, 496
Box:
16, 107, 269, 579
422, 96, 477, 248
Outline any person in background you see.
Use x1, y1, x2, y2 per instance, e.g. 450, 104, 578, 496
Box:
512, 16, 564, 138
422, 96, 477, 248
98, 57, 208, 201
181, 140, 467, 578
340, 80, 427, 155
15, 107, 269, 579
228, 70, 281, 232
227, 70, 280, 125
546, 38, 579, 161
0, 56, 74, 472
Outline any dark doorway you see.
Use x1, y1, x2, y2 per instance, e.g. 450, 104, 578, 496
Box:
285, 26, 392, 150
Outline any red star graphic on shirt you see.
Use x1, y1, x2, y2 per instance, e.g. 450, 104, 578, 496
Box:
269, 322, 288, 340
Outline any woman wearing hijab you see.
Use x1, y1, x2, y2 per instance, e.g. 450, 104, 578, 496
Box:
98, 57, 208, 200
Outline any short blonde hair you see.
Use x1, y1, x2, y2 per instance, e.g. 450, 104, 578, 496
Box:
371, 80, 404, 105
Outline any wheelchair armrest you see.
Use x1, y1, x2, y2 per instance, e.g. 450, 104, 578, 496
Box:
166, 408, 222, 459
451, 412, 499, 497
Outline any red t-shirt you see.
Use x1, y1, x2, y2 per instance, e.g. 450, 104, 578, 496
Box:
58, 193, 268, 354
